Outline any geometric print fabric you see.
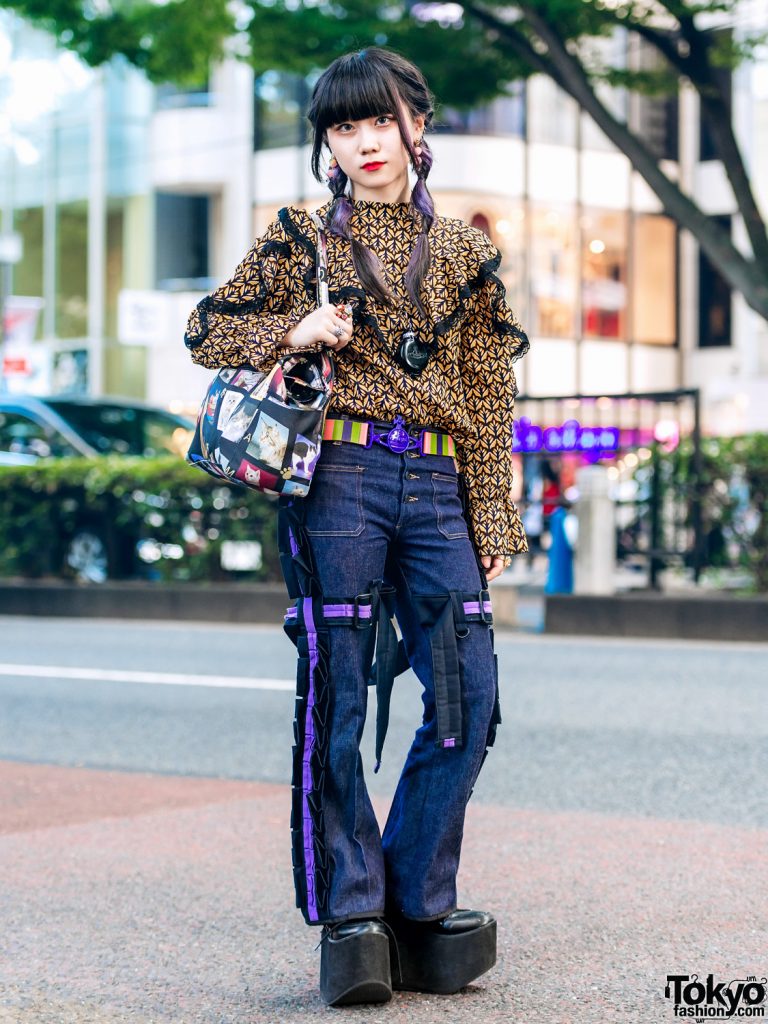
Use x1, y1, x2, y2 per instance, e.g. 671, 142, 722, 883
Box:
184, 197, 530, 555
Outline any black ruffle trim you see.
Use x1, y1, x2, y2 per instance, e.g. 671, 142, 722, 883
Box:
288, 622, 332, 924
183, 237, 292, 350
284, 208, 529, 357
185, 206, 531, 362
435, 252, 530, 362
278, 206, 318, 304
280, 500, 332, 924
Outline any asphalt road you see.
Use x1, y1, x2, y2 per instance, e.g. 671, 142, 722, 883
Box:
1, 617, 765, 826
0, 617, 766, 1024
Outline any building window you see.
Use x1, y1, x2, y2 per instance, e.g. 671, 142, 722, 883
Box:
436, 81, 526, 138
155, 79, 211, 110
634, 37, 679, 161
698, 216, 731, 347
632, 214, 677, 345
254, 72, 308, 150
155, 193, 210, 291
56, 201, 88, 339
530, 205, 578, 337
636, 93, 679, 161
105, 202, 124, 340
581, 208, 628, 340
699, 33, 731, 161
527, 76, 578, 147
11, 208, 44, 335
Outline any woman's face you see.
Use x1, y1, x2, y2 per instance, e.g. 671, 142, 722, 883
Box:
326, 105, 425, 202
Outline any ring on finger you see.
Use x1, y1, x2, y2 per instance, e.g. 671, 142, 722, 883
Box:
333, 326, 344, 339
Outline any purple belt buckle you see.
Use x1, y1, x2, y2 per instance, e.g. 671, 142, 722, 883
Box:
378, 415, 418, 454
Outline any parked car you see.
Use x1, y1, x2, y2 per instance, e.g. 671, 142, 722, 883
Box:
0, 395, 195, 582
0, 395, 194, 463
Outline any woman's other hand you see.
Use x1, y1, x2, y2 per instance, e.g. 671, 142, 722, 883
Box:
482, 554, 510, 583
281, 303, 353, 351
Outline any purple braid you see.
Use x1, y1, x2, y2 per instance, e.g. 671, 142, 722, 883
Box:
405, 138, 435, 318
321, 139, 436, 314
324, 157, 394, 308
326, 163, 354, 237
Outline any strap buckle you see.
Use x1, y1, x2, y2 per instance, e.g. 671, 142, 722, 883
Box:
353, 592, 372, 629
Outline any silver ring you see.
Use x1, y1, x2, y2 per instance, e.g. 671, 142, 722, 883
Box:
333, 326, 344, 339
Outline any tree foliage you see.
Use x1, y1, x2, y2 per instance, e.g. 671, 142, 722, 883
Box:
3, 0, 768, 321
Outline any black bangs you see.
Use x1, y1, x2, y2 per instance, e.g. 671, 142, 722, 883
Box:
309, 51, 401, 132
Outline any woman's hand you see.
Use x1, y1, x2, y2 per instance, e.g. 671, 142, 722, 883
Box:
482, 554, 510, 583
280, 302, 353, 351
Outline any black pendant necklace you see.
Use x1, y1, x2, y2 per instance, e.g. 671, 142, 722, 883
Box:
395, 320, 431, 376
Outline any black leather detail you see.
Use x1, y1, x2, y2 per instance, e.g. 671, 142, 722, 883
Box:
329, 919, 388, 941
436, 909, 495, 934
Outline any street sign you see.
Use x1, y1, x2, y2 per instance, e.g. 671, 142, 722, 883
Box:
118, 289, 172, 346
0, 232, 23, 264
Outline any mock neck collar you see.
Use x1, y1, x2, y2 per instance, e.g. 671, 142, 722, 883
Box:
340, 196, 418, 234
350, 197, 411, 210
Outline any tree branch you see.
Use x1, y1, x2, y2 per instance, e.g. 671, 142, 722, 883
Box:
598, 3, 768, 267
459, 1, 567, 87
510, 1, 768, 319
676, 12, 768, 267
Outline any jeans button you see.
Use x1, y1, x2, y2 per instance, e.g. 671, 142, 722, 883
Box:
405, 495, 419, 503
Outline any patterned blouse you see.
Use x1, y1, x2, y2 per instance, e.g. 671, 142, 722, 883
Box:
184, 197, 530, 556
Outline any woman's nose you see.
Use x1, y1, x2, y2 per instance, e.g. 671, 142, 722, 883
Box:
358, 130, 380, 153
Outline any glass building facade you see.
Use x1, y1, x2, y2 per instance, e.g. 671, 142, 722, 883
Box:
2, 10, 765, 435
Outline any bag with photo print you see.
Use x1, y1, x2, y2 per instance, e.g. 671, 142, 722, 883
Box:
186, 215, 339, 498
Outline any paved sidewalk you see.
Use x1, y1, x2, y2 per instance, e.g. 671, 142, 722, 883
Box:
1, 761, 765, 1024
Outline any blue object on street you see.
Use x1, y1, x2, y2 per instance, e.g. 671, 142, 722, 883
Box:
545, 507, 574, 594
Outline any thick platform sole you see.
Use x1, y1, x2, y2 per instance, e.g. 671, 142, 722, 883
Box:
319, 928, 392, 1007
389, 918, 497, 994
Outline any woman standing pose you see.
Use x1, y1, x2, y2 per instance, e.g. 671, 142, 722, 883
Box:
184, 47, 529, 1008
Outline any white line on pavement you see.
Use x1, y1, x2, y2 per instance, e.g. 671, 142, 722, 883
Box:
0, 664, 295, 691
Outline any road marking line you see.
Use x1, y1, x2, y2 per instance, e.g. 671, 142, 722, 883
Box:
0, 664, 295, 691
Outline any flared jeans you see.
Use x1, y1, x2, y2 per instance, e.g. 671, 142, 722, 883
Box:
277, 436, 501, 926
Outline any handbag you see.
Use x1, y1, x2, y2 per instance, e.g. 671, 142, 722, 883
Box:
186, 214, 337, 498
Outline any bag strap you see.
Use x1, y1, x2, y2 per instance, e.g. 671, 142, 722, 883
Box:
309, 212, 329, 308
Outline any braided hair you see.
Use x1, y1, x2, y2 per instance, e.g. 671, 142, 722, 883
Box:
308, 47, 436, 318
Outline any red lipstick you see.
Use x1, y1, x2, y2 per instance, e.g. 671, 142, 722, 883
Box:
361, 162, 385, 171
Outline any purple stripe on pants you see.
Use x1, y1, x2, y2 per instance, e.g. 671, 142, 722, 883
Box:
302, 597, 319, 922
462, 601, 493, 616
285, 604, 372, 620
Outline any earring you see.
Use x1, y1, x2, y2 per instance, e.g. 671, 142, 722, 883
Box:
326, 154, 339, 184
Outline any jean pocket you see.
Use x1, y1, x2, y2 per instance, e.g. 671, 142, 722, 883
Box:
305, 464, 365, 537
431, 471, 469, 540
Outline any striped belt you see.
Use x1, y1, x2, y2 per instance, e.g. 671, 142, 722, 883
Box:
323, 414, 456, 457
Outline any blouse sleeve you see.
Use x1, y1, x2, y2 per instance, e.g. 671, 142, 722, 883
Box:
183, 212, 306, 373
458, 231, 530, 557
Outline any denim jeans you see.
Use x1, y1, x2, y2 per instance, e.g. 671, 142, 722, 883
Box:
278, 433, 500, 926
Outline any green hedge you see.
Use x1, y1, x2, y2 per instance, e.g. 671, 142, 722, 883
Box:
0, 455, 282, 582
657, 432, 768, 591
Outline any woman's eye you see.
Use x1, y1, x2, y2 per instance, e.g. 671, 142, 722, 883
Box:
332, 116, 392, 132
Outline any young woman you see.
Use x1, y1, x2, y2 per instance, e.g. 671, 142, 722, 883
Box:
184, 47, 529, 1008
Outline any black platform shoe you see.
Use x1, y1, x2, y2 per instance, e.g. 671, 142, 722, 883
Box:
319, 919, 393, 1007
387, 909, 497, 994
